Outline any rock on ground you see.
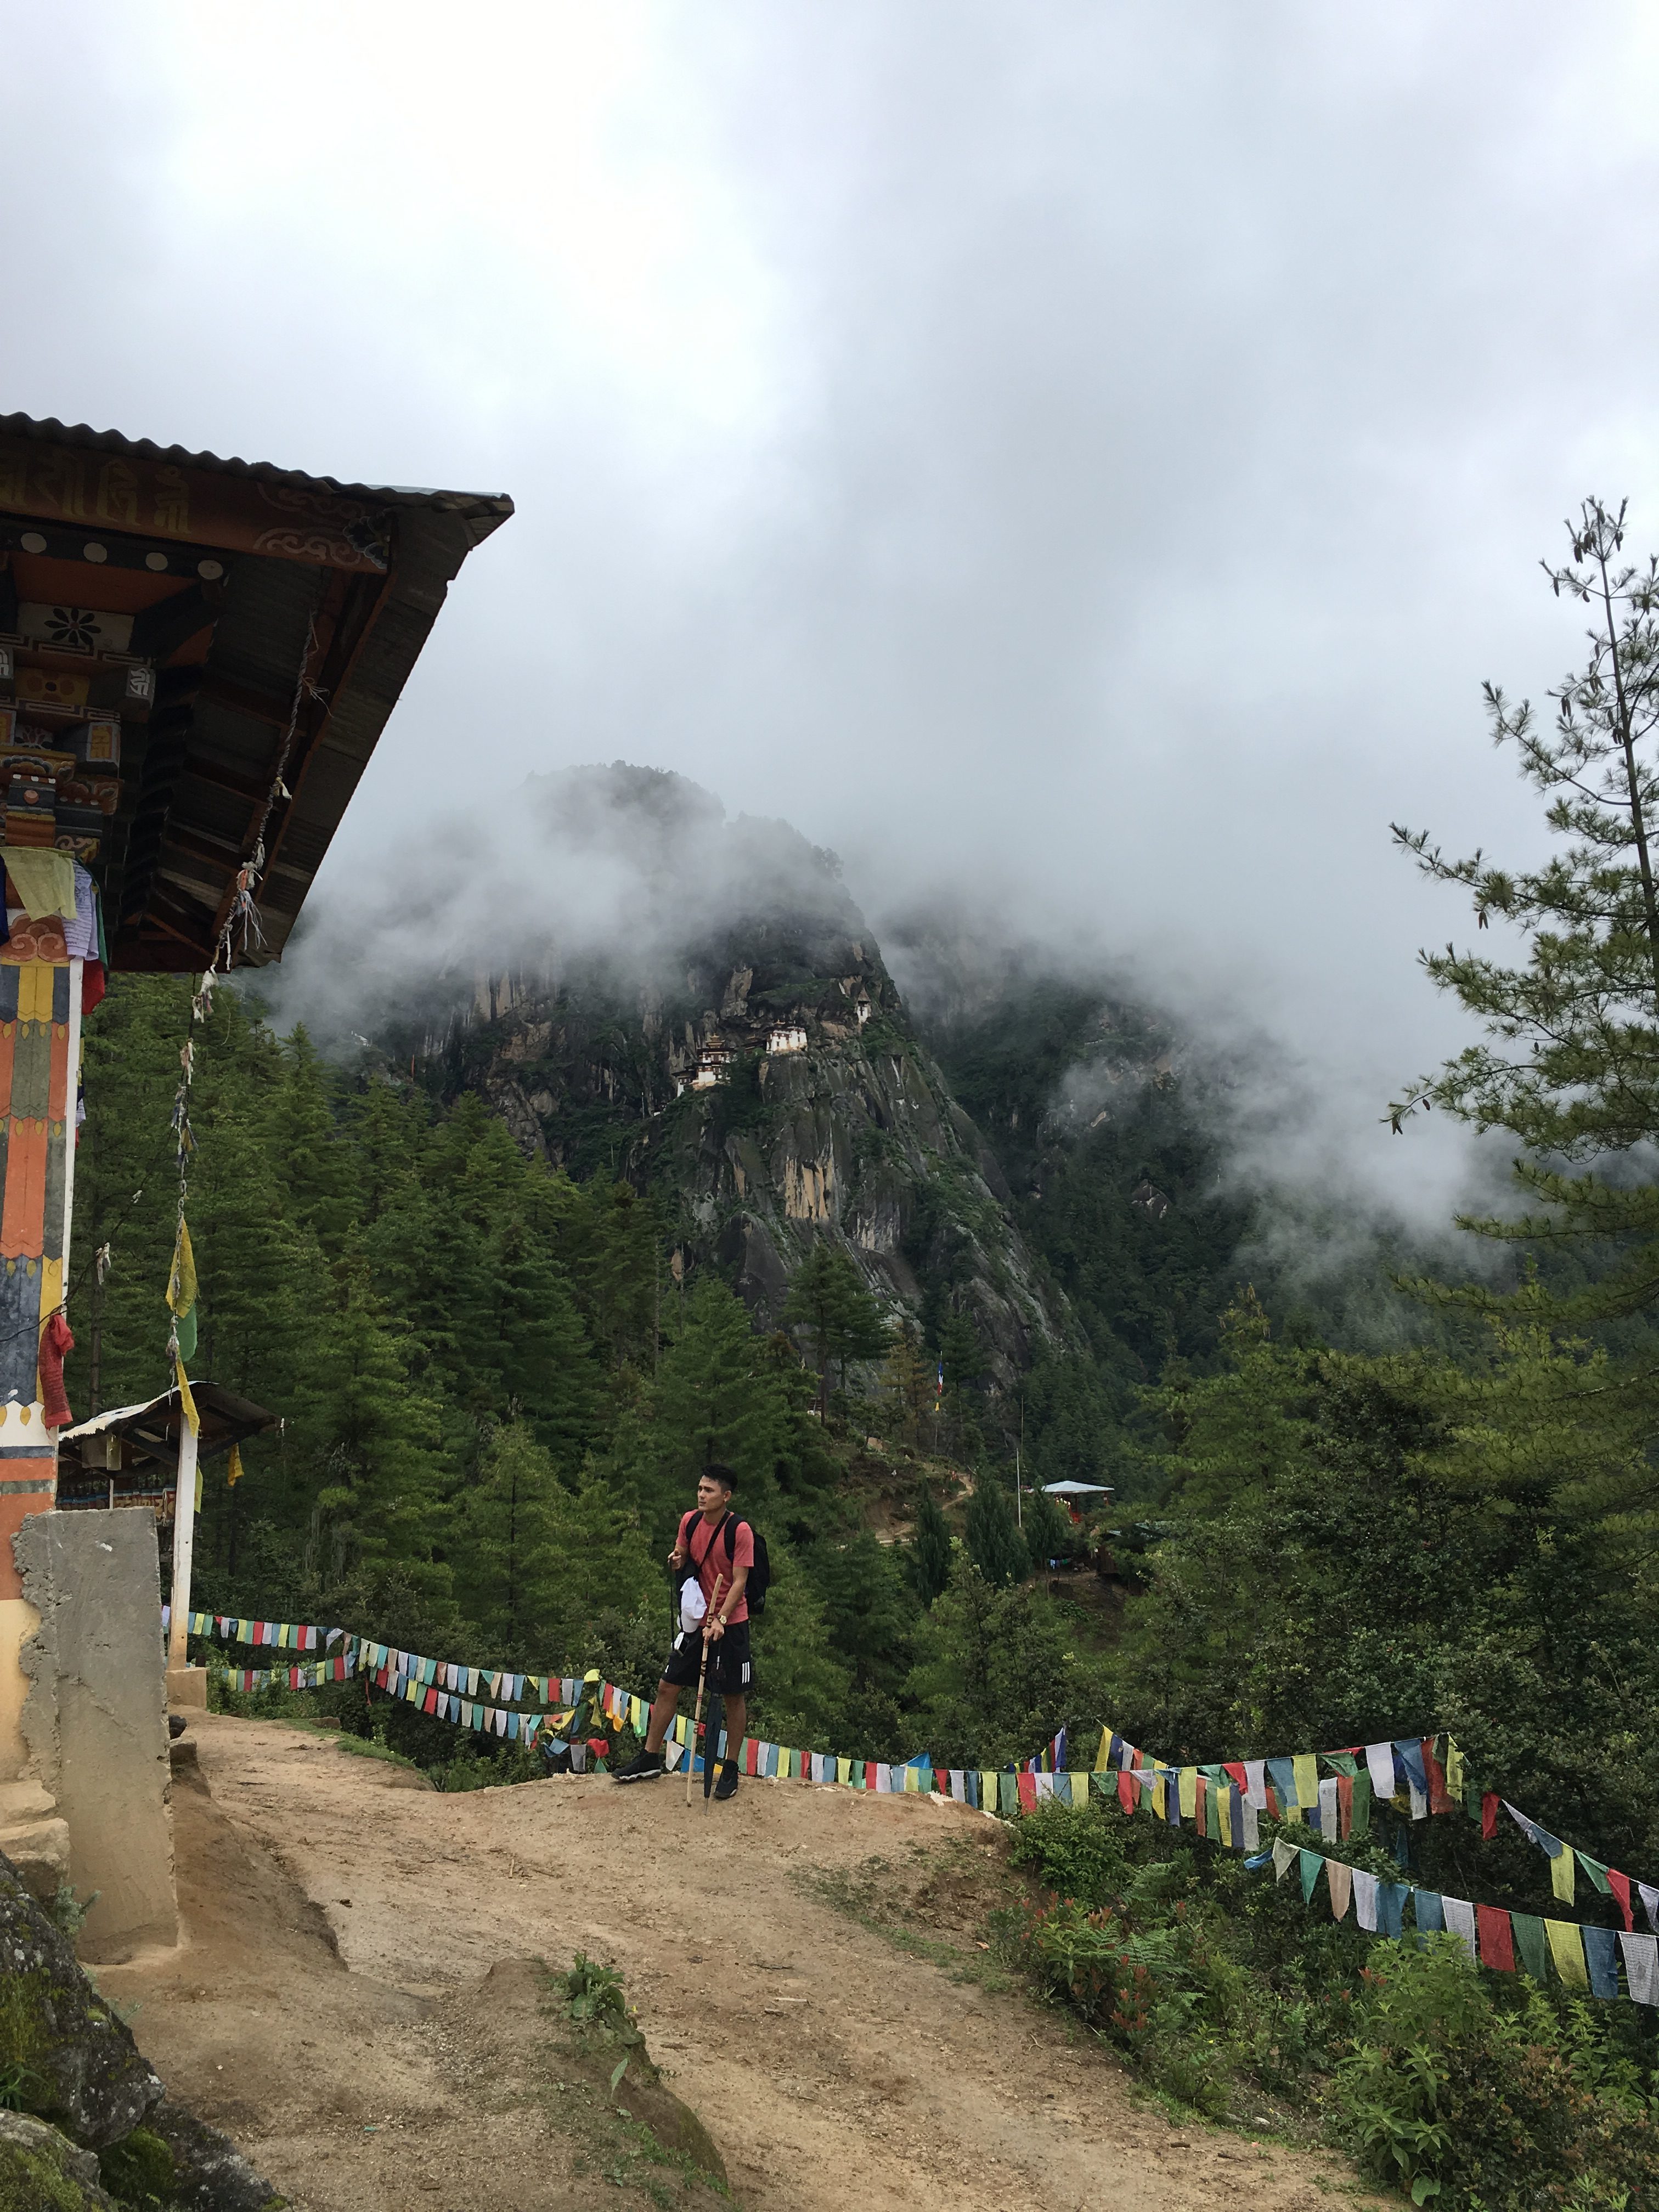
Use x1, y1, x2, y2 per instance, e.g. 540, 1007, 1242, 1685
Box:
0, 1848, 283, 2209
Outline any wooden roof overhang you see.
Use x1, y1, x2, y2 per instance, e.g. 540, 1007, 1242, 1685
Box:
0, 415, 512, 972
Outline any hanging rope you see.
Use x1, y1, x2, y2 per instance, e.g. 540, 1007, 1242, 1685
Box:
160, 616, 322, 1435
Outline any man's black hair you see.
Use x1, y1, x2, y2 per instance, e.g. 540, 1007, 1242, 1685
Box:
701, 1463, 736, 1492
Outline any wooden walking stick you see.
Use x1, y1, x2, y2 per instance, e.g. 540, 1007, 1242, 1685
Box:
685, 1573, 725, 1808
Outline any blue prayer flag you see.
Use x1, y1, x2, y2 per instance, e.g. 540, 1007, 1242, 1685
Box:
1583, 1926, 1620, 2000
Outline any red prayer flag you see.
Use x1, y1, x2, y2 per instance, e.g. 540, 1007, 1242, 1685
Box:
1223, 1760, 1248, 1795
1117, 1768, 1136, 1814
422, 1688, 438, 1716
1265, 1787, 1279, 1820
1482, 1792, 1499, 1838
1477, 1903, 1515, 1971
1017, 1773, 1038, 1813
1424, 1737, 1453, 1815
1609, 1869, 1635, 1933
864, 1760, 878, 1791
1336, 1774, 1353, 1838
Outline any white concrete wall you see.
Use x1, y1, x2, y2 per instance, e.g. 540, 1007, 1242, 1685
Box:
15, 1509, 177, 1960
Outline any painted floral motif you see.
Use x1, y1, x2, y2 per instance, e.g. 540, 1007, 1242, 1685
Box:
42, 607, 101, 652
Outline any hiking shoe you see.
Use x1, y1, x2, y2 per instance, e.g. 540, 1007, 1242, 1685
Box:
613, 1747, 667, 1784
713, 1761, 740, 1802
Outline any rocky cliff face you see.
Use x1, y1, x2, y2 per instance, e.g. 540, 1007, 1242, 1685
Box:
412, 774, 1073, 1387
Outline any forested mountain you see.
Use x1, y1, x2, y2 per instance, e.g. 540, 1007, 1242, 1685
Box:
403, 767, 1070, 1395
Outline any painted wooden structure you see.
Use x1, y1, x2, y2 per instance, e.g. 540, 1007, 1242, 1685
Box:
0, 416, 510, 1769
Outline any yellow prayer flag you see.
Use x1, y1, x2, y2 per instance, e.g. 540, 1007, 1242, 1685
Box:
1545, 1918, 1588, 1989
1283, 1804, 1306, 1825
227, 1443, 244, 1487
1444, 1734, 1464, 1799
837, 1757, 852, 1785
1178, 1767, 1198, 1818
176, 1357, 200, 1440
1218, 1790, 1233, 1848
981, 1769, 997, 1807
1291, 1753, 1319, 1809
167, 1218, 198, 1319
1152, 1776, 1167, 1820
1096, 1725, 1113, 1772
1551, 1846, 1576, 1904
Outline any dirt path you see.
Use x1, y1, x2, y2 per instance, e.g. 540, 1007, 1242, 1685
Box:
100, 1713, 1363, 2212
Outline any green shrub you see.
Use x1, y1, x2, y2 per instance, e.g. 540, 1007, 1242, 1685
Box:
1006, 1795, 1133, 1908
1332, 1938, 1659, 2211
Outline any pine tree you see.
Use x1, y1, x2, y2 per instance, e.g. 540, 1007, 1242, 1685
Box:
908, 1482, 953, 1605
612, 1279, 791, 1536
265, 1028, 357, 1257
881, 1325, 933, 1448
748, 1541, 854, 1747
1392, 496, 1659, 1282
782, 1242, 889, 1414
905, 1554, 1080, 1768
481, 1214, 600, 1468
1023, 1486, 1069, 1571
452, 1419, 565, 1654
298, 1255, 447, 1590
451, 1423, 657, 1662
1139, 1290, 1315, 1514
964, 1470, 1029, 1586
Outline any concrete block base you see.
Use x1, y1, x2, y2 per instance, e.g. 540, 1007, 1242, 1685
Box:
15, 1510, 177, 1960
165, 1666, 208, 1711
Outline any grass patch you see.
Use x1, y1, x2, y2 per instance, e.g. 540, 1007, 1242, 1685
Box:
533, 1959, 730, 2209
793, 1837, 1022, 1995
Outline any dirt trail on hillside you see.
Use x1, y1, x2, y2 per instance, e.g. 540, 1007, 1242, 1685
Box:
100, 1714, 1365, 2212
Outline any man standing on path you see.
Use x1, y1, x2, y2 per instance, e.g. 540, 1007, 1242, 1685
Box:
613, 1465, 753, 1799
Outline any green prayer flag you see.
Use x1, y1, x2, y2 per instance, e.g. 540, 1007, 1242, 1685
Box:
999, 1773, 1018, 1814
173, 1302, 198, 1363
1204, 1780, 1221, 1841
1350, 1773, 1373, 1838
1323, 1751, 1359, 1778
1299, 1849, 1324, 1904
1577, 1851, 1613, 1897
1512, 1912, 1549, 1982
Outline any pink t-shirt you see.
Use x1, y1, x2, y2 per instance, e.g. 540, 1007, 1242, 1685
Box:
678, 1510, 754, 1624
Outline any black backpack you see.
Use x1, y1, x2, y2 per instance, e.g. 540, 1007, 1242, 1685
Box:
684, 1511, 771, 1618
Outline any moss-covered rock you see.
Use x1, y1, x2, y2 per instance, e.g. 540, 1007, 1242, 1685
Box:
96, 2124, 174, 2206
141, 2100, 284, 2212
0, 2109, 116, 2210
0, 1853, 160, 2146
0, 1850, 285, 2210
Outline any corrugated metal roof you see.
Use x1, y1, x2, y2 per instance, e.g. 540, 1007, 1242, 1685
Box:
0, 413, 512, 534
61, 1382, 277, 1448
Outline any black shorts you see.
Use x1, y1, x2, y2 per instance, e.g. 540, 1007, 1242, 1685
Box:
662, 1620, 753, 1697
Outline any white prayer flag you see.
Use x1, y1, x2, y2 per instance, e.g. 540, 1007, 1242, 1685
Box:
1365, 1742, 1396, 1799
1621, 1932, 1659, 2006
1442, 1897, 1477, 1961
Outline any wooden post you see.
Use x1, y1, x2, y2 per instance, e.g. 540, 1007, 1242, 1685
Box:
166, 1415, 199, 1674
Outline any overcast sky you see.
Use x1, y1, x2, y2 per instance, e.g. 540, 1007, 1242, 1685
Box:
9, 2, 1659, 1225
